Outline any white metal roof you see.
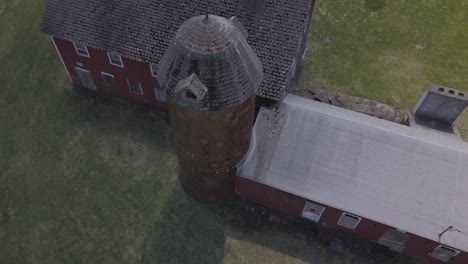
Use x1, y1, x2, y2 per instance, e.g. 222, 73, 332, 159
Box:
238, 94, 468, 252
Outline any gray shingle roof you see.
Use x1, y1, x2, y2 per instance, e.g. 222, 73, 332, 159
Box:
40, 0, 312, 100
158, 15, 263, 110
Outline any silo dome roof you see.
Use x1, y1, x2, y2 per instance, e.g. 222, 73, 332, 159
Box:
158, 14, 263, 110
179, 15, 237, 55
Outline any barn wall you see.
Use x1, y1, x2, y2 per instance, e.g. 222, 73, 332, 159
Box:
51, 37, 167, 110
51, 37, 284, 111
318, 204, 391, 241
236, 177, 305, 216
403, 236, 468, 264
236, 177, 468, 264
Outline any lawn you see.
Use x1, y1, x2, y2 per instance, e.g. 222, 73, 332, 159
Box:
298, 0, 468, 136
0, 0, 466, 263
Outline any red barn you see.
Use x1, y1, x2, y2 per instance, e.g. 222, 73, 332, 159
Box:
40, 0, 316, 110
41, 1, 468, 263
237, 92, 468, 264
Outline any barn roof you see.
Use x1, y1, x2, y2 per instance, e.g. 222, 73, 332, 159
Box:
238, 94, 468, 252
40, 0, 313, 101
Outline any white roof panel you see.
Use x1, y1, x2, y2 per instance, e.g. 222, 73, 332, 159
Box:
238, 94, 468, 252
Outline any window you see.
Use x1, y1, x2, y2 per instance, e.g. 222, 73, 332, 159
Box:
429, 245, 460, 262
150, 64, 158, 77
301, 201, 325, 223
185, 90, 197, 100
154, 88, 167, 102
337, 213, 362, 230
378, 229, 411, 253
101, 73, 116, 87
108, 52, 123, 67
74, 43, 90, 57
127, 80, 143, 95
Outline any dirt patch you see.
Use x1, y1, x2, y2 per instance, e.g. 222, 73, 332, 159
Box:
295, 88, 410, 125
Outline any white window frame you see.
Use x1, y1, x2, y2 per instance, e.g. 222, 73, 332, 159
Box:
150, 64, 158, 77
301, 201, 325, 223
154, 88, 167, 102
429, 245, 460, 262
377, 229, 411, 253
108, 52, 124, 67
74, 42, 90, 58
127, 80, 143, 95
184, 89, 198, 100
101, 72, 115, 87
337, 212, 362, 230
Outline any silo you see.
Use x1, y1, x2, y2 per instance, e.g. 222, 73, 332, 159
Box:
157, 15, 263, 203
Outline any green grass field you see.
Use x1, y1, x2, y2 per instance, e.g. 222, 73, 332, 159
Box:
1, 0, 466, 263
298, 0, 468, 136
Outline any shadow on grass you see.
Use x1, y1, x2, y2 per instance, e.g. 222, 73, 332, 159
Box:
365, 0, 386, 12
61, 87, 421, 264
141, 191, 226, 264
141, 194, 426, 264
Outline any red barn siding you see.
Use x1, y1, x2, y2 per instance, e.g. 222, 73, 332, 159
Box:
236, 177, 468, 264
51, 37, 167, 110
236, 177, 305, 216
319, 206, 391, 241
403, 236, 468, 264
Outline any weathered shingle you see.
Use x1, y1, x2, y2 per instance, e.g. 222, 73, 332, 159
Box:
40, 0, 312, 101
158, 15, 263, 110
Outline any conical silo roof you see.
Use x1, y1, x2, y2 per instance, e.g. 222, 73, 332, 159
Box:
158, 14, 263, 110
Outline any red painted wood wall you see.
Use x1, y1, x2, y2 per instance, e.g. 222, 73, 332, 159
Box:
236, 177, 468, 264
52, 37, 168, 110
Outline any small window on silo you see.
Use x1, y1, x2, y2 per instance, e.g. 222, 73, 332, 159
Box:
429, 245, 460, 262
185, 90, 197, 100
337, 213, 361, 230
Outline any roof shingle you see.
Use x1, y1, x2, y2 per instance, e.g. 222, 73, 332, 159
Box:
40, 0, 312, 100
